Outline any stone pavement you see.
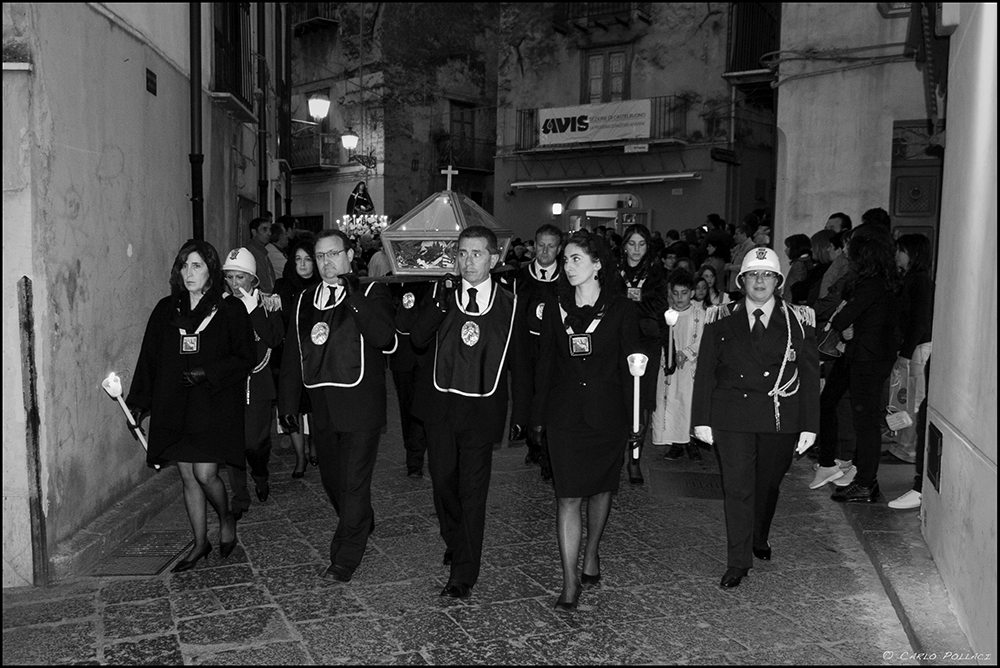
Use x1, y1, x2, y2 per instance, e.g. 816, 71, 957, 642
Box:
2, 377, 975, 665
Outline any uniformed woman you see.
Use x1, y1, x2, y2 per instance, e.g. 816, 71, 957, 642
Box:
692, 247, 820, 588
533, 231, 642, 610
617, 223, 669, 483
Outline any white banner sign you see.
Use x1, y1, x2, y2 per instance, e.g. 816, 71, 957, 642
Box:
538, 99, 651, 146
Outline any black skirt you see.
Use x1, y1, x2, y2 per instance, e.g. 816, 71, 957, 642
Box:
548, 423, 628, 498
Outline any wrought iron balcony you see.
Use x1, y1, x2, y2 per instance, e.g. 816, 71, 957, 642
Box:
290, 133, 342, 170
212, 2, 254, 120
514, 95, 687, 151
725, 2, 780, 75
553, 3, 652, 30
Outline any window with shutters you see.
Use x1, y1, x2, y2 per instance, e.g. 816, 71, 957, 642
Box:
582, 46, 631, 104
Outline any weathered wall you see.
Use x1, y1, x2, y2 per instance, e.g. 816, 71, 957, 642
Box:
494, 3, 746, 241
0, 4, 274, 579
774, 3, 926, 259
3, 63, 36, 588
922, 2, 997, 654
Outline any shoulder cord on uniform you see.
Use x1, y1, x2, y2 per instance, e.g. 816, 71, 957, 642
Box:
247, 329, 272, 405
767, 302, 800, 431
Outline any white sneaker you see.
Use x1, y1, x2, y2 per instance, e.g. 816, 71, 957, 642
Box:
888, 490, 922, 510
832, 465, 857, 487
809, 465, 844, 489
835, 459, 852, 470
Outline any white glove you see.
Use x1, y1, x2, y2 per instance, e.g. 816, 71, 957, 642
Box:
796, 431, 817, 455
236, 287, 259, 314
693, 425, 713, 445
841, 324, 854, 341
261, 293, 282, 312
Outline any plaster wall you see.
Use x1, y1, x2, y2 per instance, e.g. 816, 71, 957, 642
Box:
99, 3, 211, 82
7, 4, 266, 563
2, 66, 36, 588
921, 2, 997, 653
774, 3, 926, 267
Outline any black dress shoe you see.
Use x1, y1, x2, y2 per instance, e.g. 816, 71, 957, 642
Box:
309, 455, 319, 467
831, 480, 881, 503
407, 467, 423, 478
231, 508, 245, 522
321, 564, 353, 583
720, 567, 749, 588
219, 515, 238, 559
581, 572, 602, 585
686, 443, 702, 461
443, 550, 453, 566
540, 464, 553, 481
752, 544, 772, 561
291, 470, 305, 479
171, 543, 212, 573
440, 582, 471, 598
255, 479, 270, 503
524, 449, 541, 466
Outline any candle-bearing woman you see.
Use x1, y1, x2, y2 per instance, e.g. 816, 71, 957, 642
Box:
532, 231, 643, 610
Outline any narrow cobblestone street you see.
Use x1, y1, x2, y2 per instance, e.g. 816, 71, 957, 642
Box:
2, 377, 969, 665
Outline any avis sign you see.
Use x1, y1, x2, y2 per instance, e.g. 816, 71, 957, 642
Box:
538, 100, 651, 146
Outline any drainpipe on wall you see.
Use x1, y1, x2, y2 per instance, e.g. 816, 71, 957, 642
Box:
257, 2, 268, 217
284, 6, 293, 216
189, 2, 205, 241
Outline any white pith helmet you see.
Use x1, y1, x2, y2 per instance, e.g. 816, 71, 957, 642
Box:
223, 247, 259, 284
737, 246, 784, 287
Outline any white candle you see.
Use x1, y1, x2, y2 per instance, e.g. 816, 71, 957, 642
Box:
633, 375, 641, 433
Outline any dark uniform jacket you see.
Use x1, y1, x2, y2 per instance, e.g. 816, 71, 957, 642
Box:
410, 278, 524, 444
128, 294, 255, 467
278, 281, 395, 433
693, 298, 820, 434
531, 292, 640, 431
245, 298, 285, 404
506, 262, 561, 427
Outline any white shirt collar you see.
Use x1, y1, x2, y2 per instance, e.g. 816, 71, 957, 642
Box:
532, 260, 558, 281
460, 278, 492, 313
745, 296, 776, 330
317, 281, 344, 308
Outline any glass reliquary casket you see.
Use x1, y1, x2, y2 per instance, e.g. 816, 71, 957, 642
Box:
380, 190, 513, 276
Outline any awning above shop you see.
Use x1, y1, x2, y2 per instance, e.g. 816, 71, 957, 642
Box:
509, 172, 701, 189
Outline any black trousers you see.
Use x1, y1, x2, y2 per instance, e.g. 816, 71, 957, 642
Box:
425, 422, 494, 587
392, 369, 427, 472
314, 427, 381, 573
228, 397, 274, 513
714, 430, 796, 570
818, 357, 893, 487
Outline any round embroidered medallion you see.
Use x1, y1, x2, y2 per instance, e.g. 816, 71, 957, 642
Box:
311, 322, 330, 345
461, 321, 480, 347
536, 303, 545, 321
403, 292, 415, 309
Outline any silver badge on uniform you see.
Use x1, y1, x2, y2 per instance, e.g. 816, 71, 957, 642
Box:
536, 303, 544, 321
403, 292, 415, 309
311, 322, 330, 345
627, 287, 642, 302
788, 348, 796, 362
461, 321, 480, 346
180, 334, 200, 354
569, 333, 592, 357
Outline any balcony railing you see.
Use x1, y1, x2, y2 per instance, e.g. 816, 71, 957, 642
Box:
291, 2, 338, 35
213, 3, 254, 111
553, 3, 652, 26
726, 3, 780, 74
290, 132, 341, 170
436, 135, 495, 172
515, 95, 688, 151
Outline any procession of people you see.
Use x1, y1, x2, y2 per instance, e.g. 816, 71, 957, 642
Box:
126, 202, 932, 600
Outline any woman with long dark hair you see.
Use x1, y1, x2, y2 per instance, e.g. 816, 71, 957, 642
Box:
274, 233, 321, 476
127, 240, 255, 571
814, 224, 900, 502
617, 223, 669, 483
885, 234, 934, 468
783, 233, 814, 303
532, 231, 642, 610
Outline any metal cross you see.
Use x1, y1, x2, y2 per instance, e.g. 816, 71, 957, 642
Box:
440, 165, 458, 191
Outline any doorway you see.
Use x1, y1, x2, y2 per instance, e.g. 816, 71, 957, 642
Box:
564, 192, 647, 234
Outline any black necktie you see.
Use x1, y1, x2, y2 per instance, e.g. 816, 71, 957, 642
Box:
325, 285, 338, 307
467, 288, 479, 313
540, 268, 547, 280
752, 308, 765, 343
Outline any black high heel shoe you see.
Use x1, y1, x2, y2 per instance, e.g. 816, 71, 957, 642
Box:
171, 543, 212, 573
554, 580, 581, 611
309, 453, 318, 467
219, 515, 238, 559
581, 556, 601, 585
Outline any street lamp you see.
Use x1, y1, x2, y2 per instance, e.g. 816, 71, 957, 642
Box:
340, 128, 359, 150
308, 93, 331, 122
